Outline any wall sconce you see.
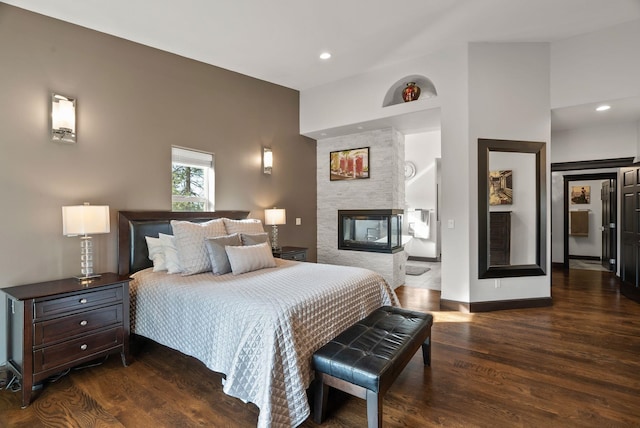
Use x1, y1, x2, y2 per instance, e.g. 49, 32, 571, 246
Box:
62, 203, 110, 280
51, 93, 76, 143
264, 207, 286, 250
263, 146, 273, 175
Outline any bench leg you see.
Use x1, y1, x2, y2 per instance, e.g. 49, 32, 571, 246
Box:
314, 373, 328, 424
421, 335, 431, 366
366, 389, 383, 428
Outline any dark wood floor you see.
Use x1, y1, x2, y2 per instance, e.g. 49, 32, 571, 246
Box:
2, 267, 639, 427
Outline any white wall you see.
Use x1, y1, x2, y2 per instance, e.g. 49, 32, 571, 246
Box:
404, 130, 441, 259
568, 179, 603, 258
552, 122, 637, 163
551, 19, 640, 109
468, 42, 551, 302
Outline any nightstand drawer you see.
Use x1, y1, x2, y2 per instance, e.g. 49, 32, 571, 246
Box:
34, 304, 123, 346
273, 246, 308, 261
33, 327, 124, 374
35, 286, 123, 319
282, 251, 306, 261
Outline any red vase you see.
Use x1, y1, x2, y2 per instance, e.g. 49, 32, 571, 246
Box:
402, 82, 421, 102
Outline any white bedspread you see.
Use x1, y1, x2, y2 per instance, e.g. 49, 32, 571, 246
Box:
130, 259, 399, 427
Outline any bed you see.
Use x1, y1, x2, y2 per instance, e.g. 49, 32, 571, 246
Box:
117, 210, 399, 428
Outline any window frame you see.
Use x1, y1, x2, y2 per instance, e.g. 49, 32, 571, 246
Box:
171, 146, 215, 212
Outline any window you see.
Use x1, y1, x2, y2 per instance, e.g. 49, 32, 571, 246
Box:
171, 147, 214, 211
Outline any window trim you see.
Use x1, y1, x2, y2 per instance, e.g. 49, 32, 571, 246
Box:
171, 146, 215, 212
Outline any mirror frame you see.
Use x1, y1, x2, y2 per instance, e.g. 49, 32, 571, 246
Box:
478, 138, 547, 278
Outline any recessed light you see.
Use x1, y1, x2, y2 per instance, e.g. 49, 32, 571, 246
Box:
596, 105, 611, 112
319, 52, 331, 60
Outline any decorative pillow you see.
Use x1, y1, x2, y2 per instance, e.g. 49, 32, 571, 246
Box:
223, 218, 265, 235
145, 236, 167, 272
205, 233, 242, 275
159, 233, 182, 274
240, 232, 270, 246
225, 242, 277, 275
170, 219, 226, 275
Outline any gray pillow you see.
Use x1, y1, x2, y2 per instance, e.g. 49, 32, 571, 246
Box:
241, 232, 270, 246
205, 233, 242, 275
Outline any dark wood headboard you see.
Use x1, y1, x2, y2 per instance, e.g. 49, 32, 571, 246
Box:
117, 210, 250, 276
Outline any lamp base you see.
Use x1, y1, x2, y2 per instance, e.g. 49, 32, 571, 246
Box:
74, 273, 102, 281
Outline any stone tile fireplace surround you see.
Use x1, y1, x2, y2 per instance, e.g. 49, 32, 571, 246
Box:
317, 128, 406, 288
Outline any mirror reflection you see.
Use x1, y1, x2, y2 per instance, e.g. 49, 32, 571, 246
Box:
478, 139, 546, 278
489, 151, 537, 266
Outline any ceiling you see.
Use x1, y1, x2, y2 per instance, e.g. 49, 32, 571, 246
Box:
4, 0, 640, 132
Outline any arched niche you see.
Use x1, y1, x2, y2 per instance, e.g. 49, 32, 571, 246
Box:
382, 75, 438, 107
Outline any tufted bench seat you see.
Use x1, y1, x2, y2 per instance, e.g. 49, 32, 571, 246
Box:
313, 306, 433, 428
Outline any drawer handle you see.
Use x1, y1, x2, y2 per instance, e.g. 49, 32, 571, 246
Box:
80, 320, 88, 326
79, 298, 88, 304
80, 344, 88, 351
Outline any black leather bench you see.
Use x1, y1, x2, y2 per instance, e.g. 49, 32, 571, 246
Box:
313, 306, 433, 428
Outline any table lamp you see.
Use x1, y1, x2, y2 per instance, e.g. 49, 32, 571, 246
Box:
62, 203, 110, 280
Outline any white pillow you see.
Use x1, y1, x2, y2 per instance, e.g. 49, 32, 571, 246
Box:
205, 233, 242, 275
223, 218, 265, 235
171, 219, 226, 275
159, 233, 182, 274
145, 236, 166, 272
225, 242, 277, 275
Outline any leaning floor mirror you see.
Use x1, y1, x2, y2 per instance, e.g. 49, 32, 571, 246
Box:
478, 138, 547, 278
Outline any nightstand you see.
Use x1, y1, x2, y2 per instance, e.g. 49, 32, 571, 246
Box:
3, 273, 130, 408
272, 246, 308, 262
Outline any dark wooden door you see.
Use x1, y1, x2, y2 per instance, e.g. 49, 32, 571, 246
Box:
620, 167, 640, 302
601, 179, 616, 271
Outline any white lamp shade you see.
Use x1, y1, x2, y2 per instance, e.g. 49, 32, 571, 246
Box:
264, 208, 286, 225
62, 205, 110, 236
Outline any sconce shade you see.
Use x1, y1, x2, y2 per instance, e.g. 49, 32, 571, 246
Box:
263, 147, 273, 174
51, 93, 76, 143
62, 204, 110, 236
265, 208, 286, 225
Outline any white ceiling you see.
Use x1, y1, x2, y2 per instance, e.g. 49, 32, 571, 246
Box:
5, 0, 640, 132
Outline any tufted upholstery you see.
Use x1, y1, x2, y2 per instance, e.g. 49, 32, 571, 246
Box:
313, 306, 433, 427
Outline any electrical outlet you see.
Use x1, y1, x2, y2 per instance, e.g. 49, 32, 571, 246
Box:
447, 219, 455, 229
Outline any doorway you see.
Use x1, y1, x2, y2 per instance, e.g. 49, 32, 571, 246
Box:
562, 172, 617, 271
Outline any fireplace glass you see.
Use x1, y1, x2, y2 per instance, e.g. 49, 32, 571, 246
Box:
338, 209, 403, 253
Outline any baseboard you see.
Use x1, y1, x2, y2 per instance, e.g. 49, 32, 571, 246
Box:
440, 297, 553, 313
407, 256, 439, 262
551, 262, 566, 269
568, 255, 600, 261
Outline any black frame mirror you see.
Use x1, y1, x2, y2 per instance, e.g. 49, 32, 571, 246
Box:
478, 138, 547, 278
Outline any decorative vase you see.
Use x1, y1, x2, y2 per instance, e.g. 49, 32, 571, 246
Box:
402, 82, 421, 102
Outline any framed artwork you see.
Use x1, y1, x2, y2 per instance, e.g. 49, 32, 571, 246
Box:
571, 185, 590, 204
489, 170, 513, 205
330, 147, 369, 181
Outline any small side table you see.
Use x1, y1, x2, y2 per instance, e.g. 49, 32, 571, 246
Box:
3, 273, 131, 408
273, 246, 308, 262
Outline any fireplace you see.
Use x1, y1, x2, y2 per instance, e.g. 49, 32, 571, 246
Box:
338, 209, 403, 253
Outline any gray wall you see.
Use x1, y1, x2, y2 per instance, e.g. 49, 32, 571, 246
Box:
0, 5, 316, 362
